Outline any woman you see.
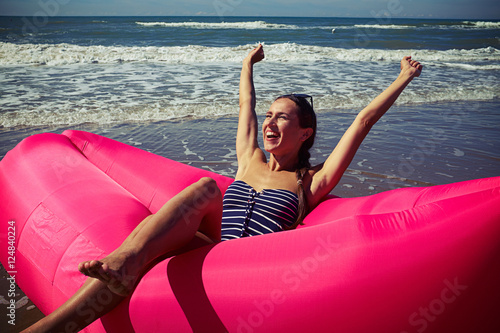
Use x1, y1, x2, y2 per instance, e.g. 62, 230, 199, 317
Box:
23, 44, 422, 332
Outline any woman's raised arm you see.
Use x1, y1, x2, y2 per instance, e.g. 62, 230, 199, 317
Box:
236, 44, 265, 171
309, 57, 423, 206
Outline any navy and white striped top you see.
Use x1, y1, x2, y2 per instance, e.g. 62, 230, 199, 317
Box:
220, 180, 299, 241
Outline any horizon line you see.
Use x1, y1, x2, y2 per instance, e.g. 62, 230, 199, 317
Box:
1, 15, 499, 21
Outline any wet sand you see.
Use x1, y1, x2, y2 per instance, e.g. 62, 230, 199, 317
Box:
0, 263, 44, 333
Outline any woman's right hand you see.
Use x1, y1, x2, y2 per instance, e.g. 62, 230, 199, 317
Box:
244, 44, 265, 65
400, 56, 422, 78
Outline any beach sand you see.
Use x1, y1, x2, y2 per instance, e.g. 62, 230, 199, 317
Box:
0, 263, 44, 333
1, 100, 499, 330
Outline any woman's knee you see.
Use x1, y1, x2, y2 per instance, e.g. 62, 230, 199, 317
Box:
197, 176, 216, 187
195, 177, 222, 200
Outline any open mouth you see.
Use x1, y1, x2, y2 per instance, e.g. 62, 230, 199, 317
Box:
266, 130, 280, 139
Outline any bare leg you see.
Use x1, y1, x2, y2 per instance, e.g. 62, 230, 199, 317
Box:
22, 177, 222, 332
78, 177, 222, 295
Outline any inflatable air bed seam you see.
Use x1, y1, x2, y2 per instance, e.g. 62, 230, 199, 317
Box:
411, 177, 500, 208
410, 187, 429, 209
63, 134, 149, 212
18, 202, 81, 290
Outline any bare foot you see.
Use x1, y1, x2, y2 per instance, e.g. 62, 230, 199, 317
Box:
78, 253, 138, 297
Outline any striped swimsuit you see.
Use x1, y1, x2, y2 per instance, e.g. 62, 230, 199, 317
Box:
220, 180, 299, 241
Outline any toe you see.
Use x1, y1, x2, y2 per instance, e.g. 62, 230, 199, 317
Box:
88, 260, 102, 273
97, 262, 113, 282
78, 261, 92, 276
78, 261, 86, 273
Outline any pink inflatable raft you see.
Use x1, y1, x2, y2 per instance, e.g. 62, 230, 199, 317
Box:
1, 130, 499, 332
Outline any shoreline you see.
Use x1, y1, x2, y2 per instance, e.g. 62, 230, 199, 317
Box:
1, 99, 498, 197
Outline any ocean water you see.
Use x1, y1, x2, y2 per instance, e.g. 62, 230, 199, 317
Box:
0, 16, 499, 197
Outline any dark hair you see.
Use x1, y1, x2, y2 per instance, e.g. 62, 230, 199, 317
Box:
275, 94, 317, 229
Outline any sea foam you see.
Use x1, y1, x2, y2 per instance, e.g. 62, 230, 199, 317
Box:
1, 42, 499, 67
136, 21, 300, 30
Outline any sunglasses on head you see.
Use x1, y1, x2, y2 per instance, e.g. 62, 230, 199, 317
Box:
278, 94, 314, 109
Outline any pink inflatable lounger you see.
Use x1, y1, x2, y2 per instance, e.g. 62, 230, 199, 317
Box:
1, 130, 499, 332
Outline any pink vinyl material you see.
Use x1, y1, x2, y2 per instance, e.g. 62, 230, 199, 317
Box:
1, 130, 499, 332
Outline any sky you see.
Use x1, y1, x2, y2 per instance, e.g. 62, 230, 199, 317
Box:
1, 0, 499, 19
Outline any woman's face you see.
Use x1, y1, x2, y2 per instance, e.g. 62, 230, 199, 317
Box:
262, 98, 312, 155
